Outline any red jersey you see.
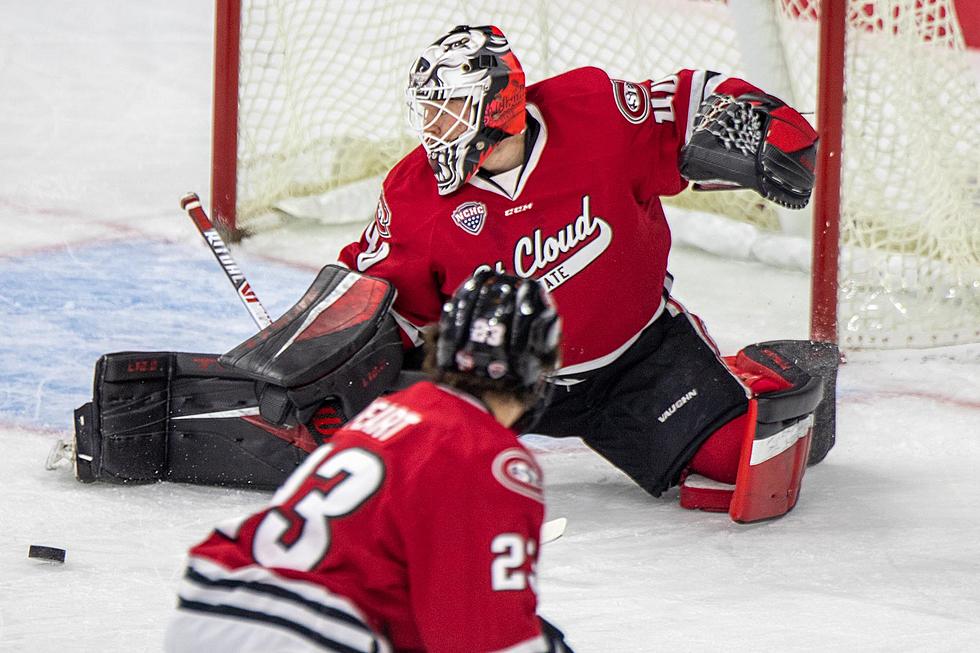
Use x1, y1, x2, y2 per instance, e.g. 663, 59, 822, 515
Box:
339, 67, 764, 377
178, 381, 549, 653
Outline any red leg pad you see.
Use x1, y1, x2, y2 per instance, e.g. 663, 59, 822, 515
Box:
687, 413, 749, 485
729, 400, 813, 523
679, 474, 735, 512
681, 349, 817, 520
680, 413, 751, 512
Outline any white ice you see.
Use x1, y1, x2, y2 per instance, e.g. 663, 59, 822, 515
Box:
1, 3, 979, 652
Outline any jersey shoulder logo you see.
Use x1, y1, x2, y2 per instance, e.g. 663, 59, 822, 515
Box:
611, 79, 650, 124
492, 447, 544, 503
375, 191, 392, 238
451, 201, 488, 235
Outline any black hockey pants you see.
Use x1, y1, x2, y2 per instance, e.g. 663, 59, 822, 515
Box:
531, 302, 749, 496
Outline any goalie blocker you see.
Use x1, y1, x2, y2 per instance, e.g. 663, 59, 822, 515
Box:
70, 265, 403, 489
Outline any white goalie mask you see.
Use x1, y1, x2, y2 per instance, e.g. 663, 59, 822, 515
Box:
406, 25, 526, 195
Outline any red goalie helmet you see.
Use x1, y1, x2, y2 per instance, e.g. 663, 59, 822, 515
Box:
406, 25, 526, 195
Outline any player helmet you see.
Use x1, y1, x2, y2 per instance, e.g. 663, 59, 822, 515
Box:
437, 271, 561, 393
406, 25, 526, 195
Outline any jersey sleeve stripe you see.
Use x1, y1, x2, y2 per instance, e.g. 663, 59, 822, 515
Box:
179, 558, 389, 652
176, 600, 378, 653
683, 70, 730, 146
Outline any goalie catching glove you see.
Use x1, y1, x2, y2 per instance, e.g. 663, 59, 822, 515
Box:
680, 93, 818, 209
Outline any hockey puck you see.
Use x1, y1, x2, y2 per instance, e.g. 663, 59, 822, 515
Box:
28, 545, 66, 563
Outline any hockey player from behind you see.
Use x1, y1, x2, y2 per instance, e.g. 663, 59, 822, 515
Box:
164, 271, 573, 653
339, 25, 833, 522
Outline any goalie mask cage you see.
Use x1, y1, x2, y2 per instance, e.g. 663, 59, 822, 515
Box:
210, 0, 980, 351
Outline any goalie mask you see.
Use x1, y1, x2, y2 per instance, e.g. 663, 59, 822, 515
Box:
406, 25, 526, 195
437, 271, 561, 395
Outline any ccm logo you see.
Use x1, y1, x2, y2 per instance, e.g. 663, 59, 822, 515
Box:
504, 202, 533, 217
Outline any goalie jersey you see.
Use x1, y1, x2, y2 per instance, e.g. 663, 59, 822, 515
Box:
169, 381, 550, 653
339, 66, 766, 377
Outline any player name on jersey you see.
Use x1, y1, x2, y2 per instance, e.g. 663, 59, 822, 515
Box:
346, 398, 422, 441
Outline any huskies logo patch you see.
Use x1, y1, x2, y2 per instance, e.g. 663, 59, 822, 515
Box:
492, 447, 544, 503
375, 191, 392, 238
611, 79, 650, 124
451, 201, 488, 235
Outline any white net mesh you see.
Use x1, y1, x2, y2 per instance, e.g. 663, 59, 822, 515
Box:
228, 0, 980, 349
234, 0, 759, 224
771, 0, 980, 348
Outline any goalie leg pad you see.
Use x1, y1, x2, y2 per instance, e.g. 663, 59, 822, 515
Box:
755, 340, 840, 465
74, 352, 175, 484
680, 341, 824, 522
728, 400, 813, 523
679, 412, 751, 512
72, 267, 406, 488
73, 351, 312, 488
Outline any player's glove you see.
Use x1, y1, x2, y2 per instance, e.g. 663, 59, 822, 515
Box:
680, 93, 818, 209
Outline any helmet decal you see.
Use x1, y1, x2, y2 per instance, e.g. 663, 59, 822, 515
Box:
407, 25, 526, 194
437, 271, 562, 391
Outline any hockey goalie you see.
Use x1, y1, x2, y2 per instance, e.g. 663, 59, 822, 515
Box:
55, 23, 841, 524
57, 264, 836, 524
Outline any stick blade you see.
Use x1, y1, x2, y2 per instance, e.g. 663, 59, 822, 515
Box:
541, 517, 567, 544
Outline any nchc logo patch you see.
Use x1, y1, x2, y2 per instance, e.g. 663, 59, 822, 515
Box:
451, 201, 488, 235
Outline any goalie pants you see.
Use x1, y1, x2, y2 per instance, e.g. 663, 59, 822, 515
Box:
533, 299, 749, 496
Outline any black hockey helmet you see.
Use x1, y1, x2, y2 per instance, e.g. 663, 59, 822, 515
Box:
437, 270, 561, 391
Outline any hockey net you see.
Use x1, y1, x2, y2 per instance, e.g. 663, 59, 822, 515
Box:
213, 0, 980, 350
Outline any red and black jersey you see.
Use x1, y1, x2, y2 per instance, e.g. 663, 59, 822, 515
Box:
179, 381, 548, 653
339, 67, 765, 377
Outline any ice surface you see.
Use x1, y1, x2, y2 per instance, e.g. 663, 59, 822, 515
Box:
1, 3, 979, 651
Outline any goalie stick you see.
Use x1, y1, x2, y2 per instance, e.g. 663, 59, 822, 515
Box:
180, 192, 272, 330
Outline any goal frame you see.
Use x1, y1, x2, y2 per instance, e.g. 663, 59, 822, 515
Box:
211, 0, 243, 240
810, 0, 845, 344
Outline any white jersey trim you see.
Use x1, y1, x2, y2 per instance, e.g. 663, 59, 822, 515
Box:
467, 103, 547, 201
684, 71, 730, 146
178, 556, 391, 653
551, 294, 666, 383
667, 297, 752, 400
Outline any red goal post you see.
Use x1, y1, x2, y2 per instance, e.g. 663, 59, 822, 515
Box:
811, 0, 845, 345
209, 0, 980, 351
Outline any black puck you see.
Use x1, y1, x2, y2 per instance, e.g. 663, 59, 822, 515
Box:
28, 545, 66, 563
